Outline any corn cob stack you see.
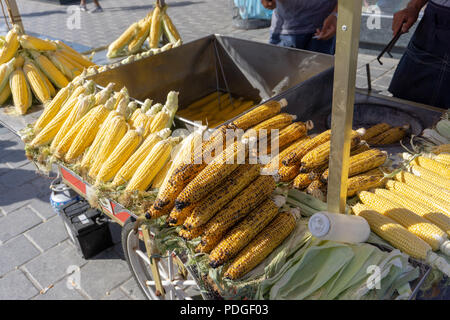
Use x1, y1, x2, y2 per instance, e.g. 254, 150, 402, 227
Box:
410, 164, 450, 190
347, 168, 386, 197
367, 124, 409, 145
223, 211, 296, 280
407, 155, 450, 179
282, 130, 332, 166
178, 225, 206, 241
361, 123, 391, 141
394, 171, 450, 204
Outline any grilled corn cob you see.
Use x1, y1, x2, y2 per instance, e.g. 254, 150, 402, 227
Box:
19, 35, 57, 51
261, 121, 310, 155
88, 116, 129, 179
112, 128, 171, 187
410, 164, 450, 190
395, 171, 450, 204
321, 149, 387, 182
28, 50, 69, 89
277, 164, 300, 182
197, 175, 276, 253
209, 198, 279, 267
347, 168, 386, 197
361, 123, 391, 141
367, 125, 409, 145
242, 113, 296, 140
282, 130, 332, 166
411, 156, 450, 179
358, 191, 450, 253
184, 164, 261, 229
168, 202, 198, 226
9, 67, 32, 115
306, 179, 326, 201
0, 25, 20, 64
432, 144, 450, 155
124, 137, 180, 191
293, 172, 318, 190
149, 4, 163, 49
23, 58, 51, 104
223, 211, 295, 280
179, 225, 206, 241
230, 99, 287, 130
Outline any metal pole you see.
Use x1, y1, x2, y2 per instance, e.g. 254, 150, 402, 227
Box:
327, 0, 362, 214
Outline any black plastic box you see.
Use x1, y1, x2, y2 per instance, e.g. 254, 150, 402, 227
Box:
60, 199, 113, 259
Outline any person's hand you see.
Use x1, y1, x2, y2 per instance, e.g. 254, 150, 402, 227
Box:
392, 6, 421, 34
314, 14, 337, 40
261, 0, 276, 10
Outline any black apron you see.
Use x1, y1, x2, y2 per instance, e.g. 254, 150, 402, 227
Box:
389, 1, 450, 109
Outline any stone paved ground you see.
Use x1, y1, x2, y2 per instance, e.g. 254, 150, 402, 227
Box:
0, 0, 400, 300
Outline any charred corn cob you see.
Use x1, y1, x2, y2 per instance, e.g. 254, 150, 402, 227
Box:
358, 191, 449, 253
9, 67, 32, 115
375, 187, 450, 236
223, 212, 295, 280
367, 125, 409, 145
261, 121, 310, 155
88, 116, 129, 179
242, 113, 296, 140
282, 130, 332, 166
178, 225, 206, 241
197, 175, 276, 253
149, 5, 163, 49
230, 99, 287, 130
410, 164, 450, 190
277, 164, 300, 183
432, 144, 450, 155
112, 128, 171, 187
23, 58, 51, 104
0, 25, 20, 64
293, 172, 318, 190
96, 128, 145, 184
306, 179, 326, 201
395, 171, 450, 204
353, 203, 431, 260
209, 198, 279, 267
411, 156, 450, 179
124, 137, 179, 191
33, 82, 73, 133
0, 82, 11, 104
347, 168, 386, 197
28, 50, 69, 89
19, 35, 57, 51
107, 22, 139, 58
168, 202, 198, 226
184, 164, 261, 229
350, 142, 371, 155
162, 9, 181, 43
321, 149, 387, 182
361, 123, 391, 141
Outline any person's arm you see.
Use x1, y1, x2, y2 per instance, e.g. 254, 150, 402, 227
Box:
314, 4, 338, 41
392, 0, 428, 34
261, 0, 276, 10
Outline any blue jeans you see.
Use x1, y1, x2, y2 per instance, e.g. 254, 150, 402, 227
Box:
269, 33, 336, 55
389, 1, 450, 109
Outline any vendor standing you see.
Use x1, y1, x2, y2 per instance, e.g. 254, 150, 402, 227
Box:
389, 0, 450, 109
260, 0, 338, 55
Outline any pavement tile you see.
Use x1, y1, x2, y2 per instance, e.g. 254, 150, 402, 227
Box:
0, 235, 40, 276
24, 241, 88, 288
0, 162, 39, 191
28, 195, 57, 220
101, 288, 132, 300
25, 216, 68, 251
0, 270, 39, 300
120, 278, 146, 300
0, 183, 41, 214
0, 206, 43, 243
33, 276, 86, 300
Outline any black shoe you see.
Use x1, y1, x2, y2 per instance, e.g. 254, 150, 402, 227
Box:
89, 6, 103, 13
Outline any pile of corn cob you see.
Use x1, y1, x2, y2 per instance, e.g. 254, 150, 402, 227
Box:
176, 91, 259, 128
362, 122, 410, 146
0, 25, 96, 115
107, 2, 181, 59
352, 149, 450, 276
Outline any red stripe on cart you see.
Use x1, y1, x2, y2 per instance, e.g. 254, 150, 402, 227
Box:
111, 202, 130, 223
61, 168, 86, 195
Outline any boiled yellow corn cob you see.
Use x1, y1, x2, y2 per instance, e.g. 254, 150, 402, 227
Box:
293, 172, 318, 190
410, 164, 450, 190
149, 4, 163, 49
151, 159, 171, 189
209, 198, 279, 267
395, 171, 450, 204
353, 203, 431, 260
434, 153, 450, 166
358, 191, 449, 253
28, 50, 69, 89
94, 83, 115, 106
321, 149, 387, 182
9, 67, 32, 115
412, 156, 450, 179
223, 211, 295, 280
184, 164, 261, 229
186, 92, 220, 110
128, 16, 152, 54
162, 9, 181, 43
347, 168, 386, 197
112, 128, 171, 187
57, 48, 95, 68
113, 87, 129, 110
361, 123, 391, 141
196, 175, 276, 253
0, 25, 21, 64
300, 131, 361, 172
432, 144, 450, 155
149, 107, 171, 134
230, 99, 287, 130
19, 35, 57, 51
53, 50, 84, 77
63, 105, 110, 162
0, 58, 17, 93
96, 128, 145, 184
375, 187, 450, 236
175, 140, 247, 209
107, 22, 139, 58
367, 125, 409, 145
124, 136, 180, 191
33, 82, 73, 133
242, 113, 296, 140
40, 67, 56, 97
46, 51, 76, 80
168, 202, 198, 226
23, 58, 51, 104
277, 164, 300, 183
0, 82, 11, 105
178, 225, 206, 241
88, 116, 128, 179
282, 130, 332, 166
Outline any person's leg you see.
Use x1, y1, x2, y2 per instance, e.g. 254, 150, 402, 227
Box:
278, 34, 309, 49
90, 0, 103, 12
307, 36, 336, 55
80, 0, 87, 11
269, 32, 281, 45
93, 0, 101, 7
